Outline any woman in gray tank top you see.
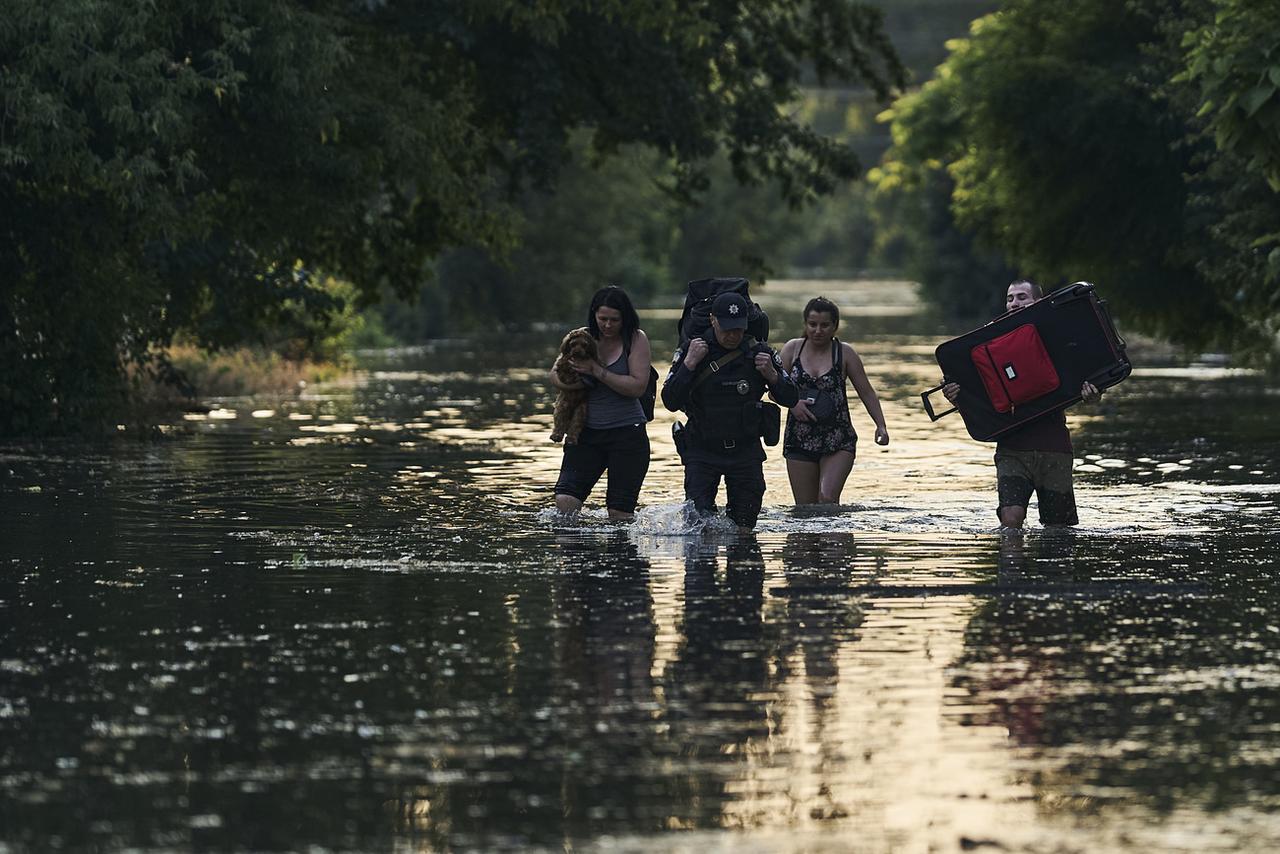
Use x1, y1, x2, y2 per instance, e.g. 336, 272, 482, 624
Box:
548, 286, 652, 520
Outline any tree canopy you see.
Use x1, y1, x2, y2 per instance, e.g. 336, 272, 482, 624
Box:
0, 0, 904, 433
876, 0, 1280, 357
1180, 0, 1280, 192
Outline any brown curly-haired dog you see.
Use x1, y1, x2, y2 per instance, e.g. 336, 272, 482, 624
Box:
550, 327, 598, 443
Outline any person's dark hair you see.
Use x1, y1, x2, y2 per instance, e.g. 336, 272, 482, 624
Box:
802, 297, 840, 332
1008, 279, 1042, 298
587, 284, 640, 341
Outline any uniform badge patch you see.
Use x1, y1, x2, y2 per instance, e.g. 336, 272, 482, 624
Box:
735, 379, 750, 395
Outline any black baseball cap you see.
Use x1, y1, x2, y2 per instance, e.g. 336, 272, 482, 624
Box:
711, 292, 749, 330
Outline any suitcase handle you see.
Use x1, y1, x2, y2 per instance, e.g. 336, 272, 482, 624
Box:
1094, 298, 1127, 352
1048, 281, 1096, 308
1086, 363, 1130, 388
921, 383, 957, 421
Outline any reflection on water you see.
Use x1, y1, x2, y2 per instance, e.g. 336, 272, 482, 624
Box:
2, 280, 1279, 851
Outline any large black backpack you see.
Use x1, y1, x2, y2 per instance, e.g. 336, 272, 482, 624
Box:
676, 277, 770, 346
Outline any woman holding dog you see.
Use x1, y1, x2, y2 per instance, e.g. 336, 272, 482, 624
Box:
549, 285, 652, 521
778, 297, 890, 505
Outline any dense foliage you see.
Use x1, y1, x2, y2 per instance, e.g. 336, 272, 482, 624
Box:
876, 0, 1280, 357
1180, 0, 1280, 192
0, 0, 904, 433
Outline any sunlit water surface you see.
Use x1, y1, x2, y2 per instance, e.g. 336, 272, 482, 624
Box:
3, 280, 1279, 852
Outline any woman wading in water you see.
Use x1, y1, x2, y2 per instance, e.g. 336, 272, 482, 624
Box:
548, 285, 652, 520
777, 297, 889, 505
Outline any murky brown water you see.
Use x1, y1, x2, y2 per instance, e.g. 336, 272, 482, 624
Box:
2, 280, 1278, 852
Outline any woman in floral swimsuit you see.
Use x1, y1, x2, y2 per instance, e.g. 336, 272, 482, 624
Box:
778, 297, 890, 505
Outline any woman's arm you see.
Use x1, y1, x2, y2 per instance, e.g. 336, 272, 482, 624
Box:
583, 330, 651, 397
844, 342, 889, 443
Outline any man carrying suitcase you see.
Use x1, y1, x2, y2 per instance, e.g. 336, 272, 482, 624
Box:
943, 280, 1102, 529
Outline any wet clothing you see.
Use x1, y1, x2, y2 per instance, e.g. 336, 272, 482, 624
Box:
954, 299, 1086, 524
996, 410, 1072, 455
554, 424, 650, 513
992, 408, 1076, 523
781, 446, 828, 464
662, 336, 798, 528
682, 454, 768, 529
555, 339, 650, 512
586, 349, 646, 429
783, 338, 858, 462
995, 448, 1078, 525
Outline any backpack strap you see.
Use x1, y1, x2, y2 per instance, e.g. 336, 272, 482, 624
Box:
691, 347, 745, 390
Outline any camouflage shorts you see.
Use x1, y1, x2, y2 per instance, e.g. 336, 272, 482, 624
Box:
994, 450, 1078, 526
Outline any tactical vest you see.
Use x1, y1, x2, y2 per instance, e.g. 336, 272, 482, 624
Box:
687, 343, 769, 442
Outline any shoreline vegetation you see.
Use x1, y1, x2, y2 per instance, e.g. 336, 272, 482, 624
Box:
162, 345, 348, 402
118, 345, 353, 433
9, 275, 1260, 441
122, 298, 396, 429
137, 281, 1243, 433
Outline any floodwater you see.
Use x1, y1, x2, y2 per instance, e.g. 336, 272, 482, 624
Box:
2, 279, 1278, 853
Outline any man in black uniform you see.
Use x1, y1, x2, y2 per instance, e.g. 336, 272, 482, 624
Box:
662, 292, 799, 530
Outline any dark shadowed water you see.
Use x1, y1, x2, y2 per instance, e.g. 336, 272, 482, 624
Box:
2, 280, 1278, 852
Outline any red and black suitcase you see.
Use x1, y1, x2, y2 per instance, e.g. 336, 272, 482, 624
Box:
921, 282, 1131, 441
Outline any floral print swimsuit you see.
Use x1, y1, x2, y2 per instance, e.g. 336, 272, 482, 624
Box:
783, 338, 858, 459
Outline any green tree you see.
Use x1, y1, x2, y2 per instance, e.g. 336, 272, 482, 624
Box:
1180, 0, 1280, 192
876, 0, 1280, 358
0, 0, 905, 434
1177, 0, 1280, 352
375, 137, 680, 339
